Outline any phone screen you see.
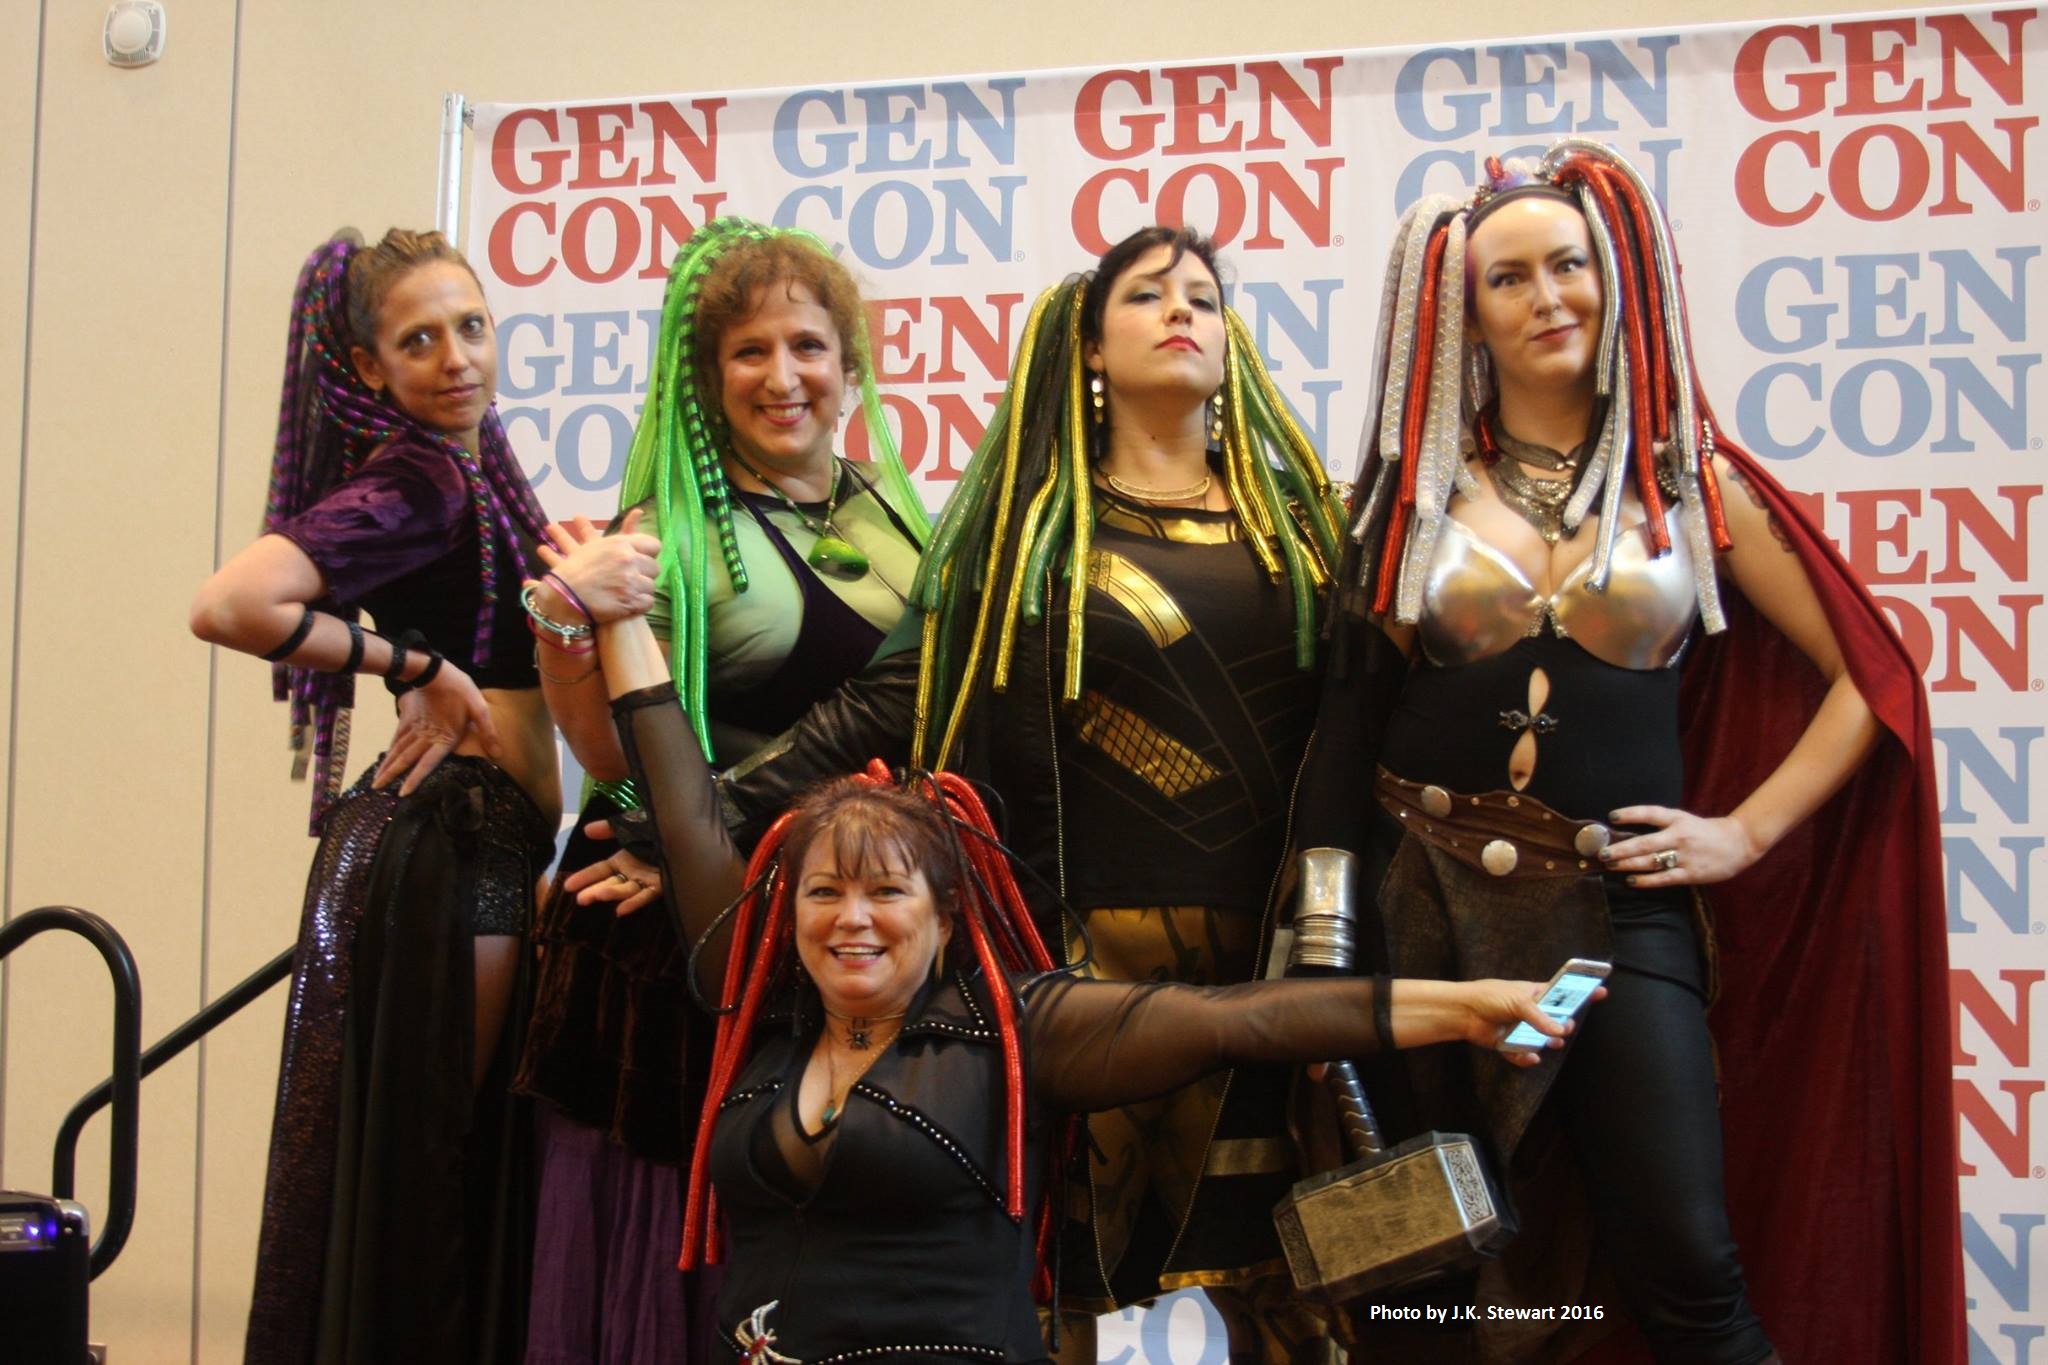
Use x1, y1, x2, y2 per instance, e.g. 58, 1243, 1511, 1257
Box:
1501, 970, 1605, 1050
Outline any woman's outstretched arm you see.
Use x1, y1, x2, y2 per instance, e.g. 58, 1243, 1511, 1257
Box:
1024, 973, 1570, 1114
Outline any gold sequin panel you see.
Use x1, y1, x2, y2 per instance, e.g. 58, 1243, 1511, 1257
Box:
1069, 689, 1220, 799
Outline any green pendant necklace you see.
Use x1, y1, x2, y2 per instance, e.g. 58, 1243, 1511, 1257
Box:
818, 1014, 902, 1125
727, 450, 871, 579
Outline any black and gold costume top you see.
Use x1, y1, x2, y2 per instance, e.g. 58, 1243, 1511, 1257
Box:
714, 487, 1322, 924
1018, 489, 1319, 914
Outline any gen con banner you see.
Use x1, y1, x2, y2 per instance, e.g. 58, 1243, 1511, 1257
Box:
465, 6, 2046, 1357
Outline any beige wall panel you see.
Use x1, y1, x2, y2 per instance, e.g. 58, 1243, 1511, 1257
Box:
0, 5, 38, 930
228, 0, 1932, 120
4, 1, 236, 1361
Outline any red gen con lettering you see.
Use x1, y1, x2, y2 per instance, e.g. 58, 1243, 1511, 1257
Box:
1069, 58, 1345, 255
486, 101, 730, 286
1731, 10, 2037, 224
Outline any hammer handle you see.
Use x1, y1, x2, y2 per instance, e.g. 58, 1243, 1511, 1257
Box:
1325, 1059, 1386, 1156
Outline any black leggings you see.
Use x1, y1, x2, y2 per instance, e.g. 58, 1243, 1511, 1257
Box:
1553, 949, 1774, 1365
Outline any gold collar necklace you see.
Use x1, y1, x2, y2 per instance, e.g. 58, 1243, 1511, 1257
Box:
1103, 470, 1212, 504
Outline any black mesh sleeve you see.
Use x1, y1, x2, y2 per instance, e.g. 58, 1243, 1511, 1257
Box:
1021, 973, 1391, 1114
611, 683, 749, 975
715, 636, 920, 845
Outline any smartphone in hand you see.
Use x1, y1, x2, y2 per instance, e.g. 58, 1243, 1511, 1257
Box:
1499, 958, 1611, 1052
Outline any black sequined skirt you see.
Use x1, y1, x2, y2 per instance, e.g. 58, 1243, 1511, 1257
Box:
244, 756, 552, 1365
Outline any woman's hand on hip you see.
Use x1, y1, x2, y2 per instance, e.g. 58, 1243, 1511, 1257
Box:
372, 662, 500, 795
1602, 805, 1762, 887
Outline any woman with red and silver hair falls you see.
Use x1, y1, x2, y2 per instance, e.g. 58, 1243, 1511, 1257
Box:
1298, 136, 1960, 1363
1352, 139, 1734, 632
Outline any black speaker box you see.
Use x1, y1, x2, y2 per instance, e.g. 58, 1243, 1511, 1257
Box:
0, 1192, 90, 1365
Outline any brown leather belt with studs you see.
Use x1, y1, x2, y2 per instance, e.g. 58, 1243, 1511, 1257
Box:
1374, 768, 1611, 880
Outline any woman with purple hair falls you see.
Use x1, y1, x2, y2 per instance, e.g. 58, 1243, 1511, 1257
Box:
191, 228, 558, 1363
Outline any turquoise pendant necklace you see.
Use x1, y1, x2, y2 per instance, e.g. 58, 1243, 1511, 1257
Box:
819, 1012, 903, 1124
728, 451, 872, 579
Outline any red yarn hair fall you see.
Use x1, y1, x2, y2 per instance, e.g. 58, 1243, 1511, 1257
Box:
676, 762, 1068, 1296
1371, 217, 1452, 617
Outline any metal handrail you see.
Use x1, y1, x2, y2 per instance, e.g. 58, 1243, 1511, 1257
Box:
51, 945, 295, 1272
0, 907, 141, 1278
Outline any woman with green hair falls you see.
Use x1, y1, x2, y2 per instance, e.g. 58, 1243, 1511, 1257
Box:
513, 218, 928, 1363
671, 224, 1348, 1360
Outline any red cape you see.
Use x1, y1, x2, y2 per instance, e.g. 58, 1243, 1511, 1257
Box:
1638, 443, 1962, 1364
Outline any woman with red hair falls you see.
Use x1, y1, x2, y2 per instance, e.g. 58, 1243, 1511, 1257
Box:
1295, 139, 1959, 1361
534, 514, 1586, 1362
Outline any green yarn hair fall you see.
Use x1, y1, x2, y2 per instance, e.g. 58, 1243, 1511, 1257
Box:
910, 281, 1343, 770
619, 218, 930, 759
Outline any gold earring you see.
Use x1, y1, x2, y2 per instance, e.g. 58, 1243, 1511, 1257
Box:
1089, 373, 1105, 425
1210, 394, 1225, 443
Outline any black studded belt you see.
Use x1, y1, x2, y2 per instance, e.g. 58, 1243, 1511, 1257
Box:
1374, 768, 1612, 881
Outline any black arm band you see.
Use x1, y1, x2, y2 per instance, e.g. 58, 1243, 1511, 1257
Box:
341, 620, 366, 674
405, 652, 444, 691
384, 631, 444, 696
259, 606, 316, 662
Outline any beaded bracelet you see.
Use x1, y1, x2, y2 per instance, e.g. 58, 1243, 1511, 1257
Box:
543, 572, 594, 623
521, 582, 594, 645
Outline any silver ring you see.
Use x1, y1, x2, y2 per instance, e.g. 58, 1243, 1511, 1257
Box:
1654, 849, 1680, 871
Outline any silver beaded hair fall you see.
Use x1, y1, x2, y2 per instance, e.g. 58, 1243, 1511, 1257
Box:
1351, 138, 1733, 634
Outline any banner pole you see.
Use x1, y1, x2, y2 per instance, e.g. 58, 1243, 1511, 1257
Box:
436, 92, 469, 241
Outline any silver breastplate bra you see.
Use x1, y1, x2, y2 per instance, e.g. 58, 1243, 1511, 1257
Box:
1417, 510, 1698, 670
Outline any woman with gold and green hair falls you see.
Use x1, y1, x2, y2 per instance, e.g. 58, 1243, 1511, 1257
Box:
513, 217, 928, 1362
705, 224, 1346, 1361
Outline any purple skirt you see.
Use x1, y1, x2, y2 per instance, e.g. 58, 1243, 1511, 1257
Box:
526, 1107, 724, 1365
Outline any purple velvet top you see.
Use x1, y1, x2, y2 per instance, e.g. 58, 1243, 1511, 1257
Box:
273, 436, 539, 690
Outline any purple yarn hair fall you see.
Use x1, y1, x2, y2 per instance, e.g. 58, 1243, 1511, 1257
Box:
264, 232, 549, 830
